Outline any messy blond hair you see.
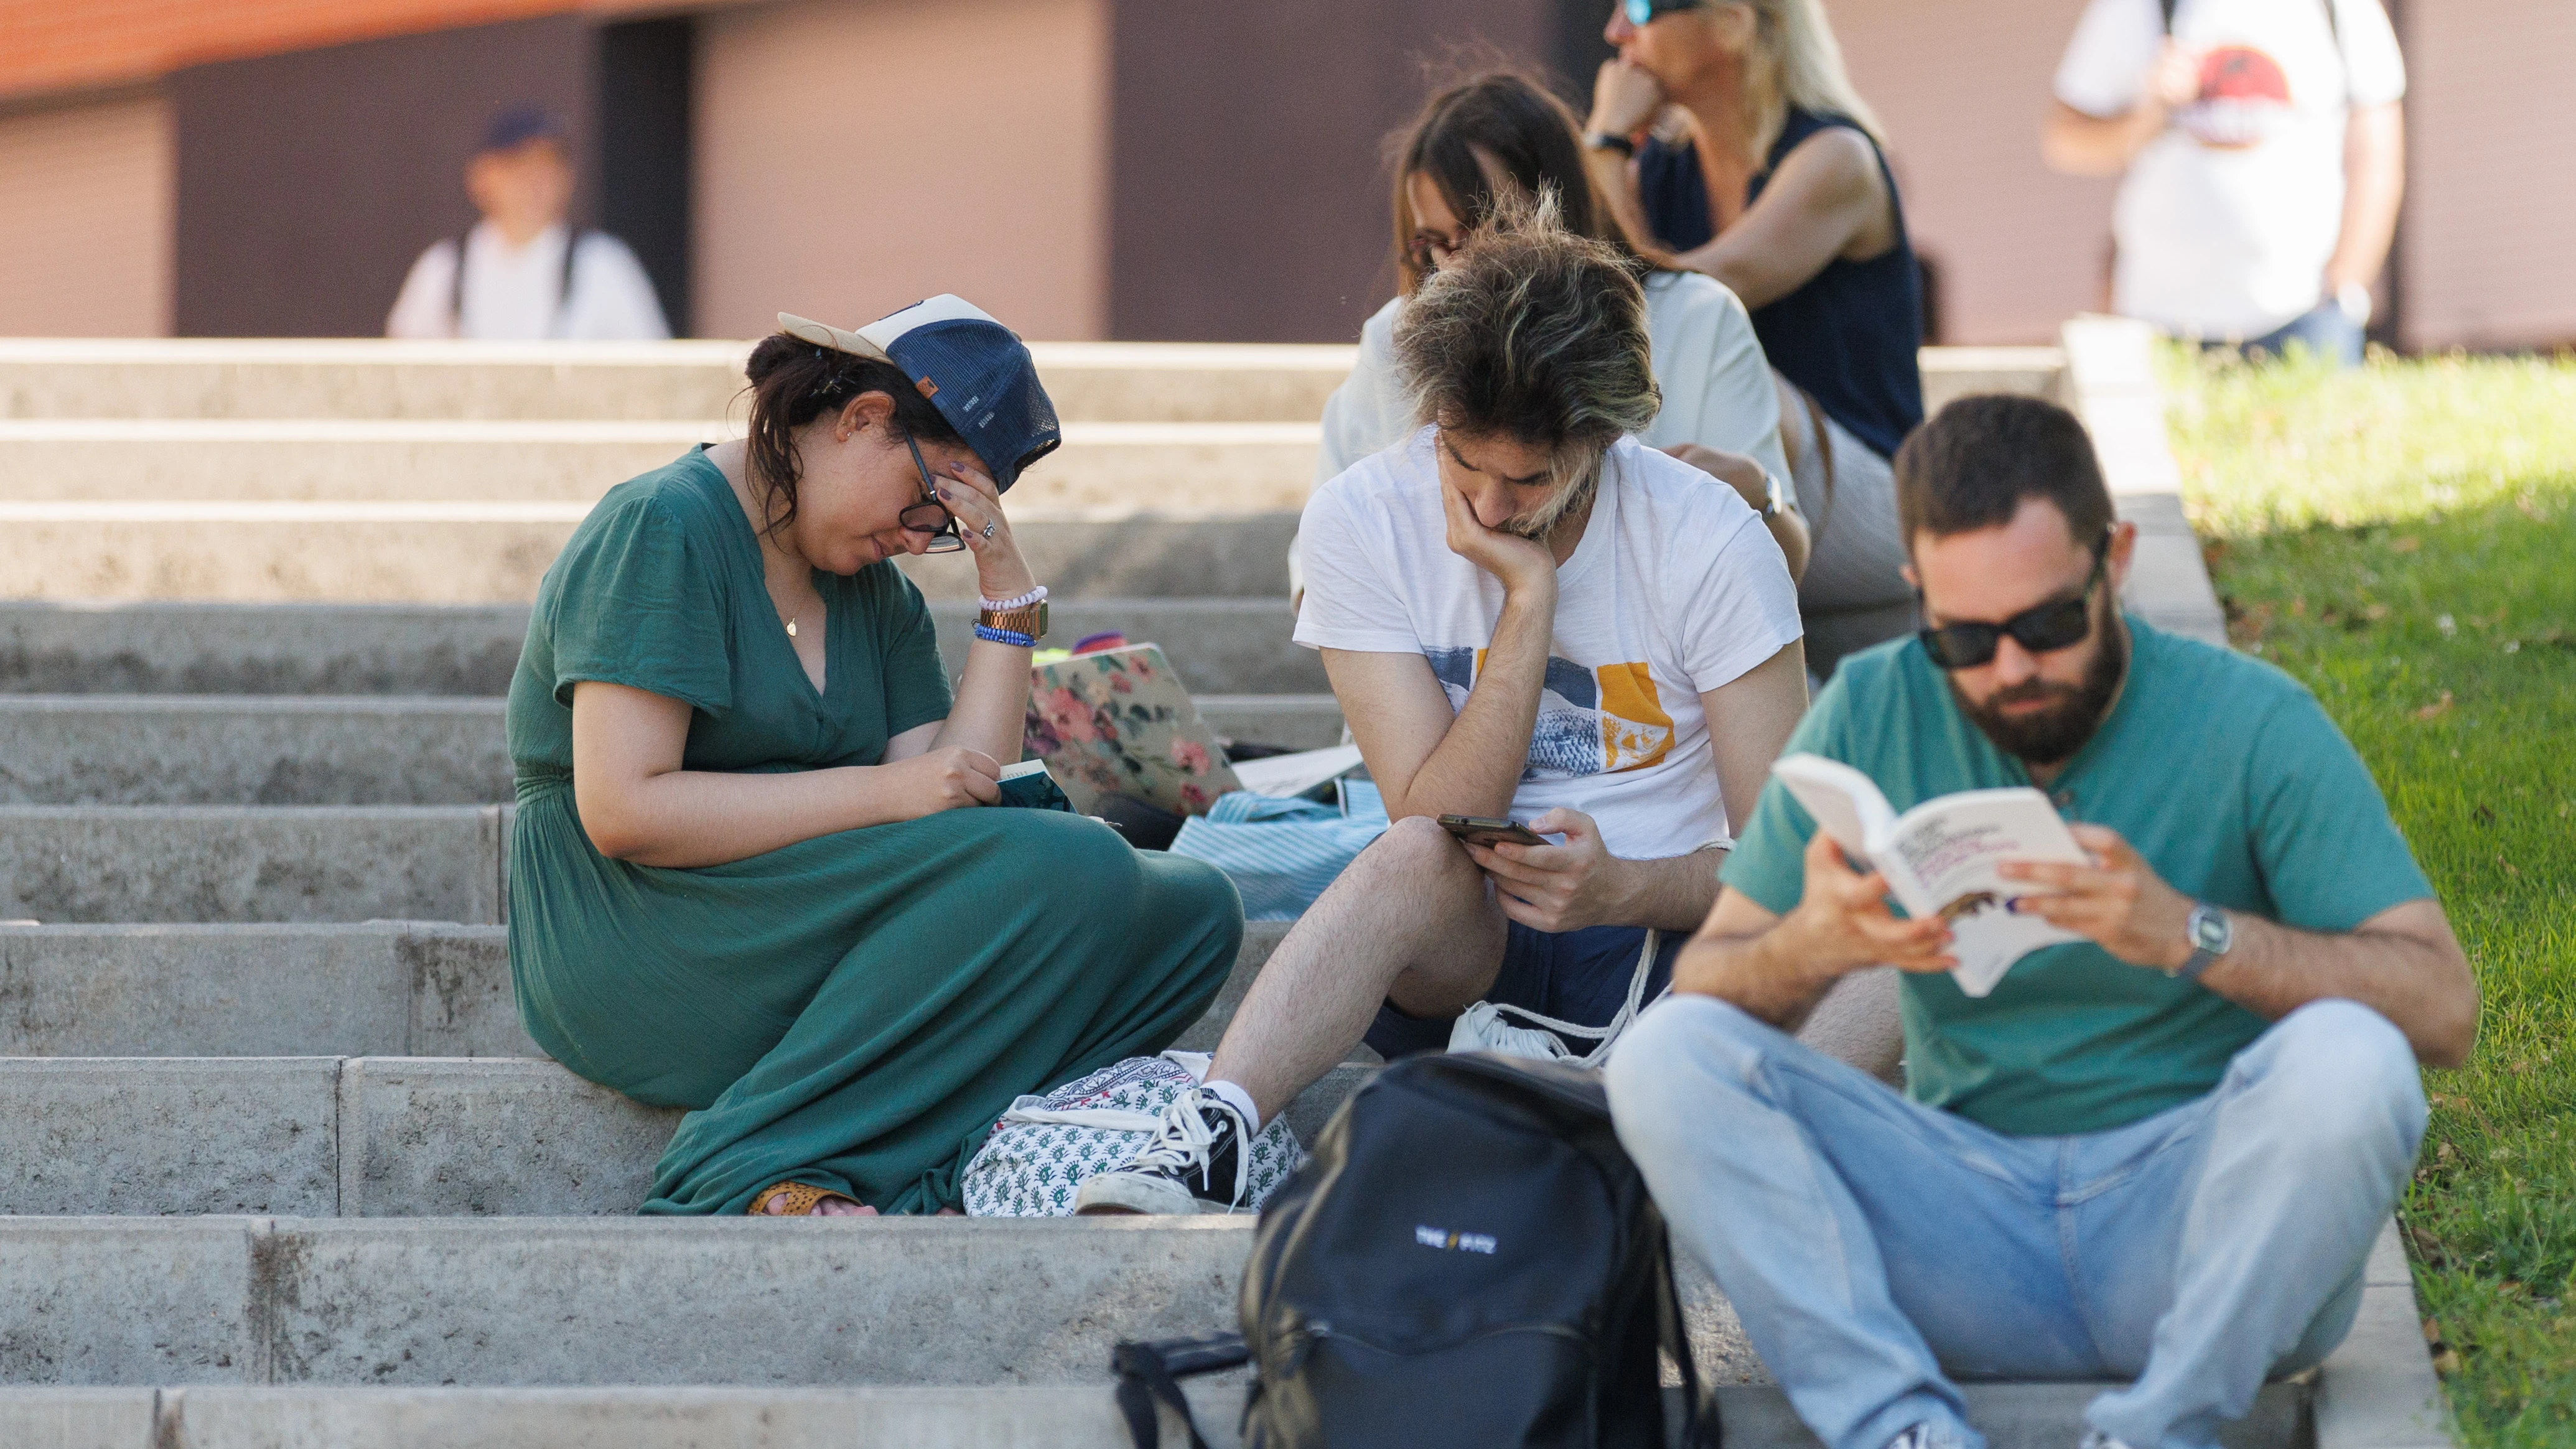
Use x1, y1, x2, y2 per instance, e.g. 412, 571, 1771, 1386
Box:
1720, 0, 1885, 160
1393, 191, 1658, 530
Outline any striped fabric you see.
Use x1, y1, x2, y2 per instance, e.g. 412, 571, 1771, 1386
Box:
1169, 781, 1389, 921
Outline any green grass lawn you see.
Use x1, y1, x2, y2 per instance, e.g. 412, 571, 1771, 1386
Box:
2163, 348, 2576, 1446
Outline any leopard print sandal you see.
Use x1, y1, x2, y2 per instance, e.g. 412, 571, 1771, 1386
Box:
747, 1181, 864, 1216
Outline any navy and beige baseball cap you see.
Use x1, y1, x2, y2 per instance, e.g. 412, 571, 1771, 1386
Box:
778, 297, 1060, 493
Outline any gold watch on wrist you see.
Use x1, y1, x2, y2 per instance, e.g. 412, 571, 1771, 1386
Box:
977, 599, 1048, 641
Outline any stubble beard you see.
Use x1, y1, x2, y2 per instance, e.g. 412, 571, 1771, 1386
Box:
1500, 462, 1598, 542
1951, 605, 2129, 768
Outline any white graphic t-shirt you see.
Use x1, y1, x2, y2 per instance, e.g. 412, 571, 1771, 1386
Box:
1293, 429, 1802, 860
2055, 0, 2405, 339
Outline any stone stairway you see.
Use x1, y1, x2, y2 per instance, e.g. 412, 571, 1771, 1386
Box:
0, 337, 2417, 1448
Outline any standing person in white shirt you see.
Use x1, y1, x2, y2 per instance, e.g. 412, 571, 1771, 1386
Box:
2043, 0, 2407, 364
385, 106, 673, 342
1075, 202, 1893, 1218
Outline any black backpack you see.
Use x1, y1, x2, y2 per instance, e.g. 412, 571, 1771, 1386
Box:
1114, 1053, 1712, 1449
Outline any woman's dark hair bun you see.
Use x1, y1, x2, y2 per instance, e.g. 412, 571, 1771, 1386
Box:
738, 332, 966, 536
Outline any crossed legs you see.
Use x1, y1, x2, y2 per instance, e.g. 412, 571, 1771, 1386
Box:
1209, 814, 1506, 1123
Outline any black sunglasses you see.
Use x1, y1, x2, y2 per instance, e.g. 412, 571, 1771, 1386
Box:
1915, 534, 2111, 671
898, 434, 966, 554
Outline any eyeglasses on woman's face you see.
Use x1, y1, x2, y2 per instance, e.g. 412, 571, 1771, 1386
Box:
1405, 228, 1466, 277
1915, 533, 2112, 671
898, 434, 966, 554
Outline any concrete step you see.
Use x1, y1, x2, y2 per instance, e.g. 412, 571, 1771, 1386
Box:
0, 598, 1316, 697
0, 920, 1292, 1059
0, 511, 1301, 603
1917, 347, 2068, 413
0, 696, 513, 806
0, 691, 1338, 807
0, 419, 1317, 515
0, 806, 506, 924
0, 1215, 1263, 1384
0, 1054, 1368, 1218
0, 1381, 2317, 1449
0, 339, 1358, 424
0, 338, 2042, 425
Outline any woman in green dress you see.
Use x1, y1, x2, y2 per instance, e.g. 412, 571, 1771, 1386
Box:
505, 296, 1243, 1217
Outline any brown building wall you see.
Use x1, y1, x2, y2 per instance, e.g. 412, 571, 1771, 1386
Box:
1106, 0, 1559, 344
167, 15, 599, 337
0, 90, 173, 335
2399, 0, 2576, 351
1831, 0, 2119, 345
691, 0, 1113, 343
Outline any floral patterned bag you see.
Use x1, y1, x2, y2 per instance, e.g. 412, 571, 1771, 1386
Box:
961, 1050, 1304, 1217
1024, 645, 1242, 818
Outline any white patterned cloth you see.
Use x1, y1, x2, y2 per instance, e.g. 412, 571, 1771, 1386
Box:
961, 1051, 1305, 1216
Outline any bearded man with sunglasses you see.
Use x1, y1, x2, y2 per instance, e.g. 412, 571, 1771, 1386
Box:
1606, 393, 2476, 1449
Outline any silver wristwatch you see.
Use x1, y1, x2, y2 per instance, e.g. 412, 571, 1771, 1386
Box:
1758, 472, 1790, 521
2173, 902, 2231, 982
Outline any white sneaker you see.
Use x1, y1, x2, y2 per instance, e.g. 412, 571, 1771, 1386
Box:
1072, 1087, 1253, 1216
1888, 1422, 1977, 1449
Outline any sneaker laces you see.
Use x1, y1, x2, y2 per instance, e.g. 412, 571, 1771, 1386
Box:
1125, 1088, 1250, 1207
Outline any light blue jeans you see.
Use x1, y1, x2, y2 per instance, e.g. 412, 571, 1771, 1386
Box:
1605, 995, 2427, 1449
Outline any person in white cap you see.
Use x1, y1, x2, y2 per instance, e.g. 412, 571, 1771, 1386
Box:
385, 105, 671, 341
503, 295, 1241, 1218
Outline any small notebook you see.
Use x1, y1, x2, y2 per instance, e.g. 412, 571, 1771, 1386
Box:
1024, 645, 1242, 817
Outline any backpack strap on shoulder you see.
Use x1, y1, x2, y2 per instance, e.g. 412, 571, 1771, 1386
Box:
1111, 1333, 1249, 1449
446, 233, 472, 337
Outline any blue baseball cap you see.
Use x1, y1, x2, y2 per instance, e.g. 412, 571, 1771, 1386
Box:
777, 297, 1060, 493
478, 105, 565, 156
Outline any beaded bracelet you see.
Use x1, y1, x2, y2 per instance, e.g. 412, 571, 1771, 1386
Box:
974, 624, 1038, 648
980, 584, 1048, 612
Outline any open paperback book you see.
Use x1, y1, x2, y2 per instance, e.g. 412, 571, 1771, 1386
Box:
1770, 753, 2091, 997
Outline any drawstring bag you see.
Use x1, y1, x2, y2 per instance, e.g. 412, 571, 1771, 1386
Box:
1445, 929, 1665, 1069
961, 1050, 1305, 1216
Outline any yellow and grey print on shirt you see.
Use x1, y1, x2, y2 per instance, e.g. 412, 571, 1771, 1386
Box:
1425, 646, 1674, 780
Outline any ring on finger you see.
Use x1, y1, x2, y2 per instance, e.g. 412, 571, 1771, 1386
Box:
981, 521, 996, 538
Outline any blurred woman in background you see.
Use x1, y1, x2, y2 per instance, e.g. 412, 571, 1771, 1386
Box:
1584, 0, 1923, 678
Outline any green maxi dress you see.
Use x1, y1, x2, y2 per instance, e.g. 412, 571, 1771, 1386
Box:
505, 449, 1243, 1215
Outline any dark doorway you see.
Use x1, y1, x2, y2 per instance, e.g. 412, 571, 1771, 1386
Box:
598, 19, 696, 337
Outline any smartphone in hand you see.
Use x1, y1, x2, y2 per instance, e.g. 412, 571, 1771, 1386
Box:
1437, 814, 1546, 849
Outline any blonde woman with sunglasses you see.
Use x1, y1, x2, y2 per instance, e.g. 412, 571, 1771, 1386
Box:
1584, 0, 1925, 679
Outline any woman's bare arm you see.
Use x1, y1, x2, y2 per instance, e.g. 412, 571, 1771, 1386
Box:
1669, 129, 1895, 310
572, 681, 999, 868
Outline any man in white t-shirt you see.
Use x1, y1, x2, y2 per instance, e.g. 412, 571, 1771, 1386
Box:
2043, 0, 2406, 361
1076, 207, 1816, 1216
386, 106, 672, 342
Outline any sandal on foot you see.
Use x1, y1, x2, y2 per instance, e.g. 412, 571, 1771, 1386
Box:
748, 1181, 863, 1216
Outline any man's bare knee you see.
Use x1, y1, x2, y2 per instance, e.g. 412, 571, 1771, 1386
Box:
1325, 814, 1482, 904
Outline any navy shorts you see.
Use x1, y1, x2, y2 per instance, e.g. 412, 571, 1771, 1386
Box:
1362, 921, 1682, 1061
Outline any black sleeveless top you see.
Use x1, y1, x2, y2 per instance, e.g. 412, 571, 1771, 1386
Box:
1636, 108, 1924, 461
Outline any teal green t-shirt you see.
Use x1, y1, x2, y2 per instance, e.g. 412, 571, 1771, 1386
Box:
1720, 617, 2433, 1137
506, 448, 953, 794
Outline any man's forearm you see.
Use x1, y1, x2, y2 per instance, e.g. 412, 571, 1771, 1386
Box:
2198, 908, 2475, 1067
1672, 926, 1841, 1032
1389, 589, 1552, 820
1611, 848, 1727, 933
2041, 100, 2166, 177
2326, 101, 2404, 291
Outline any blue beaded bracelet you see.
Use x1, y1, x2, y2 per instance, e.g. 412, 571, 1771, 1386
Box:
974, 624, 1037, 648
